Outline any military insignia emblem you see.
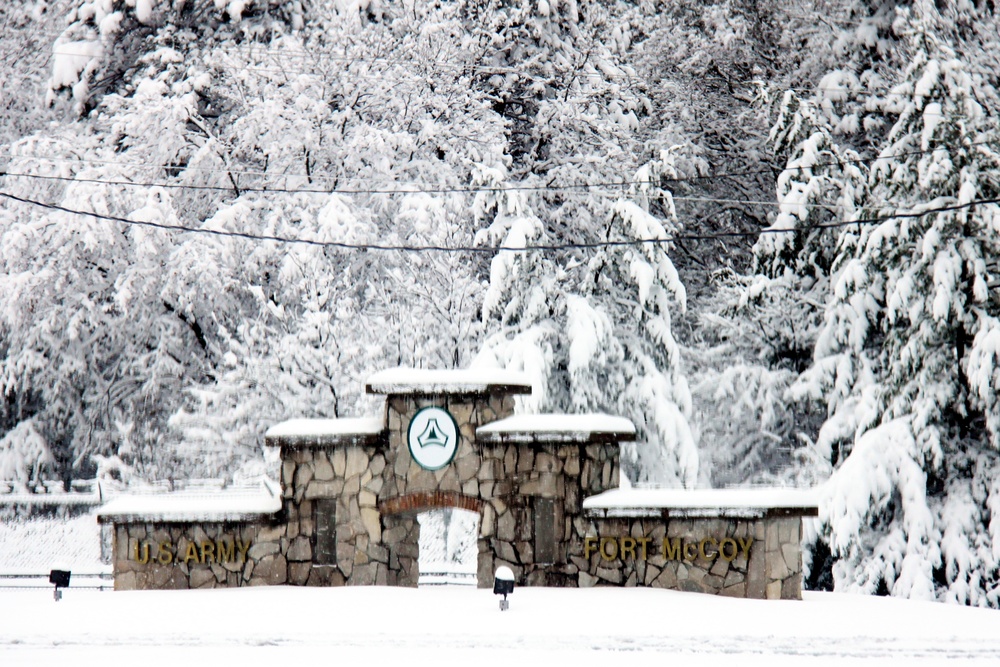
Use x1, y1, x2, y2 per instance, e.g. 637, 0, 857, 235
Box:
407, 407, 459, 470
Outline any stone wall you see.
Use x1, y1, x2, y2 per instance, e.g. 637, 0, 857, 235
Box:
577, 515, 803, 599
277, 441, 399, 586
471, 441, 619, 587
272, 392, 621, 589
112, 522, 266, 590
104, 379, 811, 599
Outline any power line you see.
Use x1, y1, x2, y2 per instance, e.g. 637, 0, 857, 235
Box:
4, 139, 995, 195
0, 167, 711, 197
0, 169, 811, 208
0, 169, 589, 195
1, 190, 997, 254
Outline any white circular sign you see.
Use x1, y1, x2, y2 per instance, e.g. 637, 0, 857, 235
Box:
407, 407, 459, 471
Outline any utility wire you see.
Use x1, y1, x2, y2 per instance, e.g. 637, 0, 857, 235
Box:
1, 190, 997, 253
0, 169, 808, 208
4, 139, 996, 195
0, 172, 788, 208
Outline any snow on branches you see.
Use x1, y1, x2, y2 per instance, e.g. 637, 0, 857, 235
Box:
476, 157, 697, 487
47, 0, 309, 113
778, 11, 1000, 605
0, 421, 55, 493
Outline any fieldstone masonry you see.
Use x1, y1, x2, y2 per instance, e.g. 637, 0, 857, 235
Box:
111, 522, 265, 590
270, 387, 625, 589
579, 515, 804, 599
100, 368, 817, 599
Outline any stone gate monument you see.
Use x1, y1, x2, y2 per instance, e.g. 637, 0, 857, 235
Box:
99, 367, 817, 598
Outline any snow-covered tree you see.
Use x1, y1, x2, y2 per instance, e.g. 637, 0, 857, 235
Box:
690, 82, 867, 489
47, 0, 309, 114
0, 420, 55, 492
791, 9, 1000, 604
0, 1, 71, 147
2, 0, 511, 483
477, 156, 698, 486
689, 271, 831, 488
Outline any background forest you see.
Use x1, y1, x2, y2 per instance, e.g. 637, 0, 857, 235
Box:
1, 0, 999, 606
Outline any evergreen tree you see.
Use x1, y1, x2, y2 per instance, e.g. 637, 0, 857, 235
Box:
691, 87, 866, 488
794, 9, 1000, 604
477, 157, 697, 486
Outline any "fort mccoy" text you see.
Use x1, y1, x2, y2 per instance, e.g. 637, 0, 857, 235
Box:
584, 536, 754, 562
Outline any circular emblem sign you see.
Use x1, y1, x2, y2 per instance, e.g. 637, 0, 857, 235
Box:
407, 406, 459, 471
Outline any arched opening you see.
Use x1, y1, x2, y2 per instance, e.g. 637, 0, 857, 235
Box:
417, 508, 479, 586
378, 492, 485, 587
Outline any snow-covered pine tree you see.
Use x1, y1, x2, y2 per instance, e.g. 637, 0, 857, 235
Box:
757, 89, 867, 280
793, 10, 1000, 605
583, 156, 697, 486
690, 84, 867, 488
476, 156, 697, 487
472, 164, 562, 414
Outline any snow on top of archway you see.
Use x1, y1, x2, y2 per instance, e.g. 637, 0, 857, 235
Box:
265, 417, 385, 439
365, 368, 533, 395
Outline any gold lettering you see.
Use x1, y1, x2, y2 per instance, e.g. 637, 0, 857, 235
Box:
599, 537, 619, 561
636, 537, 651, 560
737, 537, 754, 560
132, 541, 150, 564
663, 537, 681, 560
217, 539, 235, 563
125, 535, 254, 566
620, 537, 637, 560
699, 537, 718, 560
683, 542, 697, 561
719, 538, 739, 561
183, 541, 200, 565
236, 539, 252, 562
157, 541, 174, 565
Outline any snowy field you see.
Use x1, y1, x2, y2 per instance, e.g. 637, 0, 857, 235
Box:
1, 586, 998, 666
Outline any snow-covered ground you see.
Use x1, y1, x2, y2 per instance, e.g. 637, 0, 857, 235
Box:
2, 508, 997, 665
1, 586, 998, 666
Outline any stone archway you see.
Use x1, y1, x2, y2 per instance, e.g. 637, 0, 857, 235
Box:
264, 370, 630, 588
375, 389, 517, 588
379, 491, 485, 586
102, 368, 820, 600
373, 382, 625, 588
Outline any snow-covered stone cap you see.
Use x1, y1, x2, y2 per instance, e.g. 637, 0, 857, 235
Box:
97, 479, 281, 524
365, 367, 532, 396
583, 487, 819, 519
264, 417, 385, 448
476, 414, 636, 444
